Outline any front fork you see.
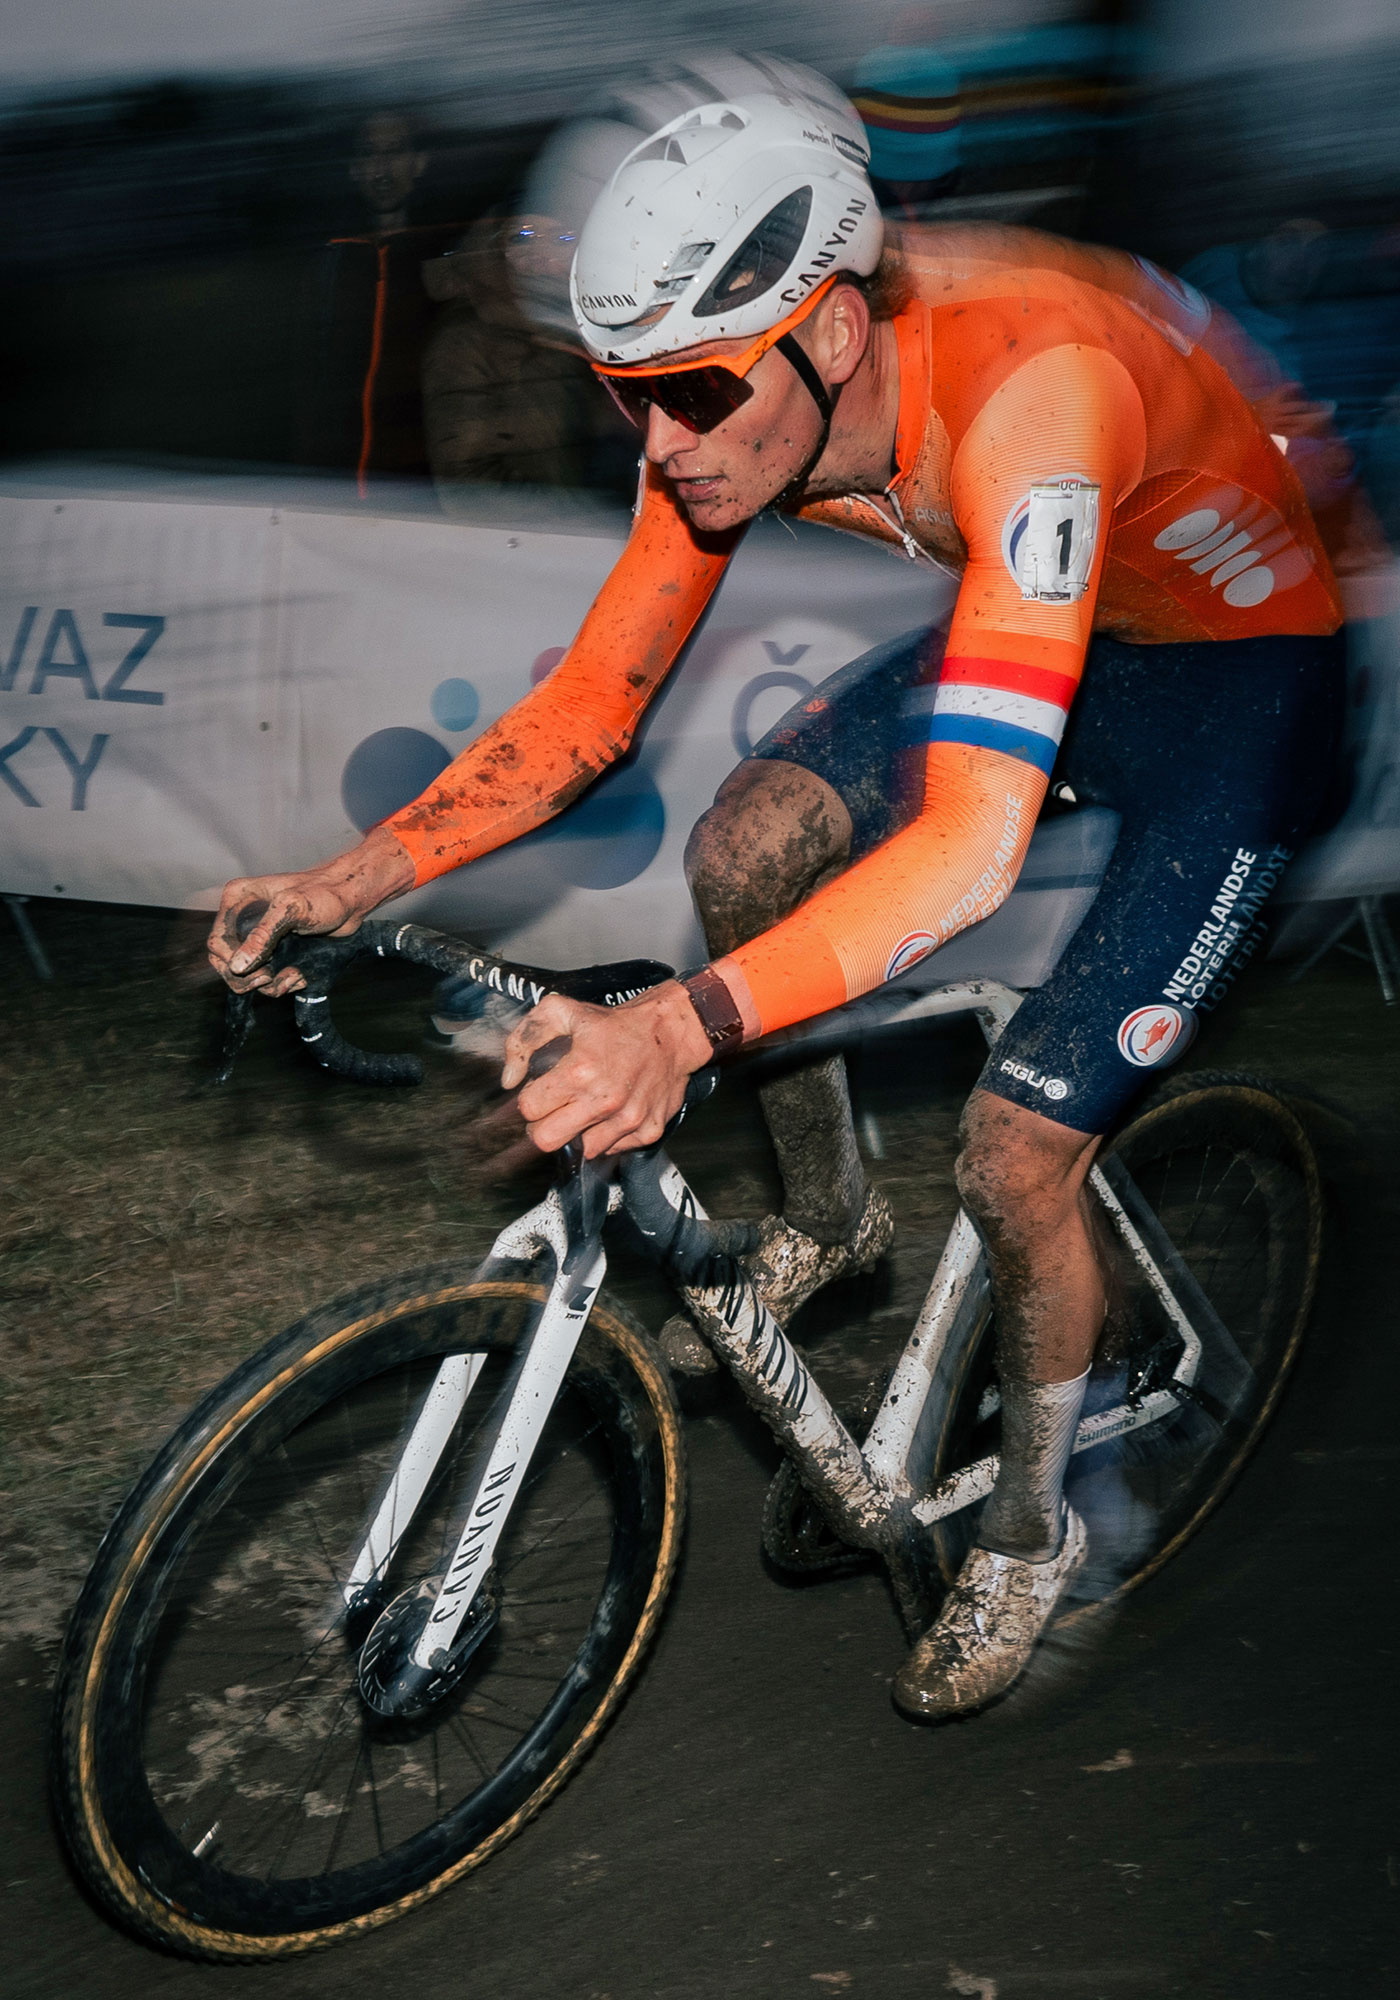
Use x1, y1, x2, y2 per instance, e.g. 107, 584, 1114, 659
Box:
347, 1151, 616, 1717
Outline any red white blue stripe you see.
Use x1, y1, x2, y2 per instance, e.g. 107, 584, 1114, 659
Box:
900, 655, 1075, 778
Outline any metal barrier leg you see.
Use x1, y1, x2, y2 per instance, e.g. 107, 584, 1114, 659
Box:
1359, 897, 1399, 1007
3, 895, 54, 981
1286, 901, 1362, 984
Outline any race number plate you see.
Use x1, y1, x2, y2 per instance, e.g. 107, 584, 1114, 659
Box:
1007, 479, 1101, 604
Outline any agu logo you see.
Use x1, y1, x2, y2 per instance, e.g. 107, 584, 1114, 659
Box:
885, 932, 938, 981
1116, 1004, 1193, 1069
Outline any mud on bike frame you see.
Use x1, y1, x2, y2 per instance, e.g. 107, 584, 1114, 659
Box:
217, 916, 1242, 1706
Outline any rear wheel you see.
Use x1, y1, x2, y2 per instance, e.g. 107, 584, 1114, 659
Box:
53, 1270, 685, 1960
924, 1077, 1324, 1614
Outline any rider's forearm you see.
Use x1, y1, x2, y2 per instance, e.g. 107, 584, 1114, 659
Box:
378, 672, 646, 886
311, 825, 418, 911
382, 463, 740, 886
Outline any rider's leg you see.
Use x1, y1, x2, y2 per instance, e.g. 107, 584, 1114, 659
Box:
686, 759, 865, 1244
678, 759, 893, 1330
680, 625, 935, 1293
892, 1094, 1103, 1719
955, 1091, 1102, 1557
893, 628, 1346, 1719
884, 1096, 1104, 1720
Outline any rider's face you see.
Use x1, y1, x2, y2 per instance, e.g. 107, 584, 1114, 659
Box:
641, 330, 830, 533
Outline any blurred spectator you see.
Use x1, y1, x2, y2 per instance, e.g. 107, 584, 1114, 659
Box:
1184, 220, 1400, 555
850, 41, 962, 215
421, 210, 632, 501
1183, 219, 1331, 392
420, 116, 641, 504
1369, 384, 1400, 549
298, 110, 464, 496
945, 3, 1129, 190
852, 4, 1132, 223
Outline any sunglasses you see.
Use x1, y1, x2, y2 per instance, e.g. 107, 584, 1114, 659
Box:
591, 276, 838, 436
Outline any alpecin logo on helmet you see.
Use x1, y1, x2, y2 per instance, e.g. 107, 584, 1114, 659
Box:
1116, 1004, 1194, 1068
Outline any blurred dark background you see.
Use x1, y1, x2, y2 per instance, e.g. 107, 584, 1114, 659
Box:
0, 2, 1397, 525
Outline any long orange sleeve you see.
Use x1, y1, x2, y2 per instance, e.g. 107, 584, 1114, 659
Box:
382, 463, 741, 884
718, 344, 1146, 1039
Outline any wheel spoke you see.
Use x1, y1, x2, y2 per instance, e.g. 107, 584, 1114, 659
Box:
66, 1282, 681, 1948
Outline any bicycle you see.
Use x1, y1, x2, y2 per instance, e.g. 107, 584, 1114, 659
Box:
52, 892, 1324, 1961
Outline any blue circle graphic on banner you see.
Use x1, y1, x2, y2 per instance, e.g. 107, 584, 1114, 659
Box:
341, 728, 452, 832
529, 760, 666, 889
430, 678, 480, 732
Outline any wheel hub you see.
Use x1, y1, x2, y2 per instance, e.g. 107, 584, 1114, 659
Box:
357, 1571, 499, 1719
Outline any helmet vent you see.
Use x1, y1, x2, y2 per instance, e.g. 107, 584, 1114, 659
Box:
693, 185, 813, 319
634, 135, 690, 166
672, 241, 715, 274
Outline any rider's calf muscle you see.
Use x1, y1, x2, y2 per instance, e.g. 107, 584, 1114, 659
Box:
956, 1090, 1106, 1385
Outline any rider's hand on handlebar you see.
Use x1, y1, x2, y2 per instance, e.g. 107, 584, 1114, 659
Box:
206, 830, 415, 996
502, 982, 712, 1158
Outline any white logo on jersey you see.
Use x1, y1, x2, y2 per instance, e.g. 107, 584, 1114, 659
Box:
1002, 480, 1100, 603
1152, 497, 1301, 608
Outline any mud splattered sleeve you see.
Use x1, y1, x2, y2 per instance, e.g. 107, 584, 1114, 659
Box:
380, 464, 741, 883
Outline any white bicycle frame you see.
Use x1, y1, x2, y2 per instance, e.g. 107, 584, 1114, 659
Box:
343, 979, 1234, 1671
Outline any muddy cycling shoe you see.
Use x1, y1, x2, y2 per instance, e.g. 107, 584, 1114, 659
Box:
656, 1186, 895, 1378
892, 1506, 1088, 1722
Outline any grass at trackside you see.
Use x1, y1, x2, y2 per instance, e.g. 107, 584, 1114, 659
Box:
1, 895, 1394, 1647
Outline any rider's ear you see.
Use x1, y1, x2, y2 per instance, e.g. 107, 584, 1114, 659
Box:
820, 284, 871, 388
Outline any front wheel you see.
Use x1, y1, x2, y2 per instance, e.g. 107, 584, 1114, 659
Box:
53, 1270, 685, 1960
923, 1076, 1324, 1615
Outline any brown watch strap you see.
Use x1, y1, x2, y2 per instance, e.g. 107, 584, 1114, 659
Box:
680, 965, 745, 1057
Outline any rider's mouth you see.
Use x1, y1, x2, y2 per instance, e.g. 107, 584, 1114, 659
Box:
674, 474, 724, 502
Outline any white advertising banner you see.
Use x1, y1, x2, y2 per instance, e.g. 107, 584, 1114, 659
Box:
4, 471, 1392, 981
0, 472, 952, 970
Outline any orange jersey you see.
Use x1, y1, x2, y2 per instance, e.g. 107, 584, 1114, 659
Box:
384, 225, 1345, 1041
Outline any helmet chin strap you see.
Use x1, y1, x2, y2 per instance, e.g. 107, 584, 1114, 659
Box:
775, 332, 836, 426
770, 332, 840, 510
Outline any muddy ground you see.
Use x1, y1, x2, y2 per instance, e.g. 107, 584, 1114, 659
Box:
1, 897, 1397, 1997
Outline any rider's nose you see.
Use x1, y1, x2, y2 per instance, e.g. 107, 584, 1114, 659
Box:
644, 405, 699, 464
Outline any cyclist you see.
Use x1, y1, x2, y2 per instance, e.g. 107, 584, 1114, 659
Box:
211, 81, 1350, 1720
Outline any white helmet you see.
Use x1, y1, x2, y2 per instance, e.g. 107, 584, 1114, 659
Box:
570, 87, 884, 364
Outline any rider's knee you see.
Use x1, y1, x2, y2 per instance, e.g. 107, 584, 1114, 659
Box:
684, 759, 850, 931
955, 1093, 1096, 1237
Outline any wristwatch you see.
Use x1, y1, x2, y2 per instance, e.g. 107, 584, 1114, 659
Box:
680, 965, 745, 1057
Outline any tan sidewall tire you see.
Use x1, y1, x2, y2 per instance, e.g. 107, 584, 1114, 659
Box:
54, 1276, 686, 1961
